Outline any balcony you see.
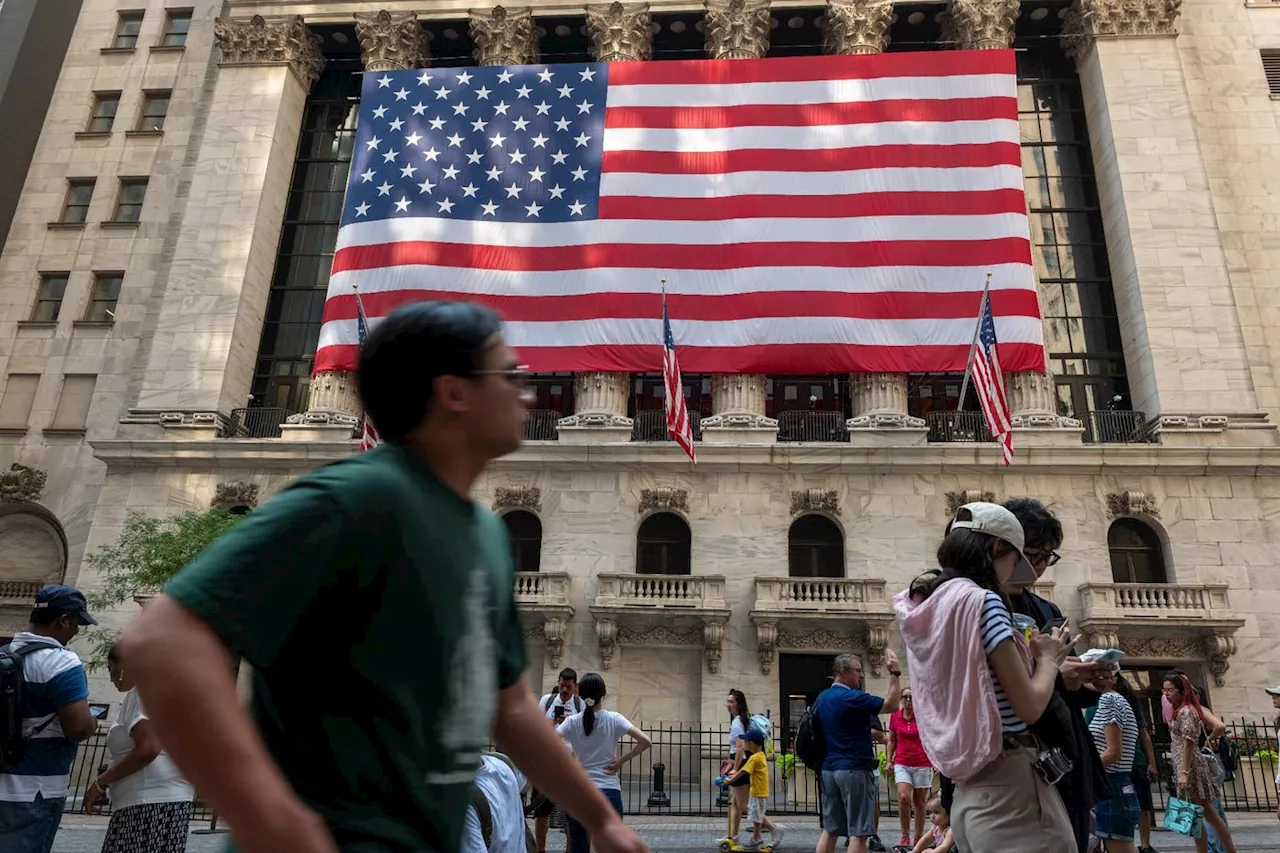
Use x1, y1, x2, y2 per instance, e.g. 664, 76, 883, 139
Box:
749, 577, 895, 676
751, 577, 890, 618
226, 407, 291, 438
524, 409, 562, 441
925, 410, 992, 443
777, 410, 849, 443
1075, 410, 1154, 444
594, 573, 727, 611
0, 580, 42, 606
514, 571, 573, 668
590, 574, 731, 674
630, 409, 703, 442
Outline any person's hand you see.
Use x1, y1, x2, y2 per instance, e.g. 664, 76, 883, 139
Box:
1147, 765, 1158, 782
604, 757, 623, 776
713, 775, 727, 788
1030, 623, 1077, 667
1178, 771, 1190, 792
885, 648, 900, 673
1059, 658, 1103, 691
82, 779, 103, 815
589, 814, 652, 853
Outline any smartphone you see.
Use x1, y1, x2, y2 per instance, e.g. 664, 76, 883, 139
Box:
1043, 616, 1068, 631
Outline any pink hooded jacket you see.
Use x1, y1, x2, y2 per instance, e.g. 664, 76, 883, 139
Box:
893, 577, 1032, 781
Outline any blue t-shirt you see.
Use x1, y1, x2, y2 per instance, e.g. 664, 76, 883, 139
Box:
815, 683, 885, 772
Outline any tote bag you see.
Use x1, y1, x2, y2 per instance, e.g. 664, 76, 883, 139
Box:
1162, 796, 1205, 839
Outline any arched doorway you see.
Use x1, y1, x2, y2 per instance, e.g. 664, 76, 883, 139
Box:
501, 510, 542, 574
636, 512, 691, 575
788, 514, 845, 578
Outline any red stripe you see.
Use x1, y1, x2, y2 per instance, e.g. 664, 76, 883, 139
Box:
605, 51, 1014, 87
604, 97, 1016, 130
314, 341, 1046, 376
321, 289, 1041, 324
331, 239, 1032, 274
598, 190, 1028, 220
601, 143, 1022, 174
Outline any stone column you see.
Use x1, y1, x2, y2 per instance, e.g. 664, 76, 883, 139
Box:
698, 0, 779, 443
125, 16, 323, 439
555, 4, 654, 444
946, 0, 1083, 446
1063, 0, 1275, 446
288, 11, 426, 440
470, 6, 540, 66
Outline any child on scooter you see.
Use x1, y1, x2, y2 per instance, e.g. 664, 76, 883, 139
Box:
897, 797, 954, 853
716, 728, 783, 849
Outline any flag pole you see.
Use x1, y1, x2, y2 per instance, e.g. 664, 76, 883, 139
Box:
956, 271, 993, 411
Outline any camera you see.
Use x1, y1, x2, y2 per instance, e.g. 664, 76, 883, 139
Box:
1032, 746, 1073, 785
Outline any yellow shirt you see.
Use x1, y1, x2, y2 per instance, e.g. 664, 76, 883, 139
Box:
742, 750, 769, 798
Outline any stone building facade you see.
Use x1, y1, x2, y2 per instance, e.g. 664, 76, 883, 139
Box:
2, 0, 1280, 738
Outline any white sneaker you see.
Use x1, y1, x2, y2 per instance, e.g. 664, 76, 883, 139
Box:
770, 825, 784, 848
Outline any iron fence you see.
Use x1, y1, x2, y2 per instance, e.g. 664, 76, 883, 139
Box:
525, 409, 563, 441
1075, 409, 1154, 444
924, 410, 992, 443
631, 409, 703, 442
776, 410, 849, 443
65, 717, 1278, 820
226, 407, 291, 439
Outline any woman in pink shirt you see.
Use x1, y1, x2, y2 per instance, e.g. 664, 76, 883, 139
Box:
887, 689, 932, 847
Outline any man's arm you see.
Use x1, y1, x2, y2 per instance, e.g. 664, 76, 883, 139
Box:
879, 649, 902, 714
494, 678, 648, 853
55, 699, 96, 742
119, 595, 336, 853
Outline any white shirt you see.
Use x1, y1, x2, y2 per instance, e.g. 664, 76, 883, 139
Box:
539, 692, 584, 720
557, 709, 632, 791
728, 717, 746, 755
461, 755, 528, 853
0, 633, 88, 802
104, 689, 194, 809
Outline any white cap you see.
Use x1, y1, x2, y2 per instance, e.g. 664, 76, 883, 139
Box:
950, 502, 1039, 586
1265, 685, 1280, 696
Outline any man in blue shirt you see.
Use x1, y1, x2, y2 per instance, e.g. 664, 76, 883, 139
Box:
815, 651, 901, 853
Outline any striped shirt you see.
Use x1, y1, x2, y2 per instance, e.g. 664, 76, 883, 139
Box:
0, 633, 89, 802
978, 591, 1027, 734
1089, 691, 1138, 772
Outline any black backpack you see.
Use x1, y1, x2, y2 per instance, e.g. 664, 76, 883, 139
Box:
793, 701, 827, 771
0, 640, 61, 771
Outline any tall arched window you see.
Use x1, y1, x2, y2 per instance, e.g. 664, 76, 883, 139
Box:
788, 515, 845, 578
1108, 519, 1167, 584
636, 512, 691, 575
502, 510, 542, 573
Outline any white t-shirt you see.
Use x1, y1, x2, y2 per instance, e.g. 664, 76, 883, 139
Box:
539, 692, 585, 720
461, 755, 528, 853
728, 717, 746, 755
557, 709, 633, 791
105, 689, 194, 809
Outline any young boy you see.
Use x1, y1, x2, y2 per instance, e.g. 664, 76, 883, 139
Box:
902, 797, 954, 853
724, 728, 783, 849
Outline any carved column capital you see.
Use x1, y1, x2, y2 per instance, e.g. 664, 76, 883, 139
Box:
214, 15, 324, 89
212, 481, 259, 512
543, 617, 569, 669
1063, 0, 1182, 60
704, 0, 772, 60
824, 0, 894, 56
865, 622, 890, 676
1206, 631, 1237, 687
470, 6, 540, 66
354, 10, 427, 72
754, 619, 778, 675
595, 617, 618, 670
0, 464, 47, 503
942, 0, 1020, 51
703, 619, 726, 674
587, 2, 653, 62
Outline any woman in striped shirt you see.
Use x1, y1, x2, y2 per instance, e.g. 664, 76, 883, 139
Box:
1087, 665, 1141, 853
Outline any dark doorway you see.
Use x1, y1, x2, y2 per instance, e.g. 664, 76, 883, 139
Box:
777, 653, 836, 752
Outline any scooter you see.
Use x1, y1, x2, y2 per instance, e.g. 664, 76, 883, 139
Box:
712, 776, 777, 853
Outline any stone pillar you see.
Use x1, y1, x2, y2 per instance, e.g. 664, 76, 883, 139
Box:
289, 11, 426, 440
470, 6, 540, 66
1064, 0, 1276, 446
555, 4, 654, 444
128, 16, 323, 436
699, 0, 779, 443
946, 0, 1084, 446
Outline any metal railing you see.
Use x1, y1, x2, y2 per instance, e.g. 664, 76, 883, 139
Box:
1076, 409, 1153, 444
924, 410, 992, 443
226, 407, 291, 439
776, 410, 848, 443
66, 718, 1278, 819
524, 409, 563, 441
631, 409, 703, 442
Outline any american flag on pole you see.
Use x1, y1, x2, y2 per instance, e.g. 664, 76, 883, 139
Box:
970, 287, 1014, 465
316, 51, 1042, 375
354, 288, 381, 451
662, 283, 696, 464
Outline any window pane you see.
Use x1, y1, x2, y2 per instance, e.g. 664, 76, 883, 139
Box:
0, 375, 40, 427
32, 274, 68, 321
88, 93, 119, 132
86, 274, 123, 321
115, 12, 143, 48
139, 93, 170, 130
62, 180, 94, 223
51, 375, 97, 430
163, 10, 191, 46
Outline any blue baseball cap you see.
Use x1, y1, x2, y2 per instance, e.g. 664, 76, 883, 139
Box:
34, 585, 98, 625
740, 727, 765, 744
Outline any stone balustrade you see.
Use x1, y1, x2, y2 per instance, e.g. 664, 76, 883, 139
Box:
0, 580, 42, 605
594, 573, 727, 611
752, 577, 889, 616
1078, 582, 1234, 622
513, 571, 572, 610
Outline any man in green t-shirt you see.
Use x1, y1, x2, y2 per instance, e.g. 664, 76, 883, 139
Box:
118, 302, 650, 853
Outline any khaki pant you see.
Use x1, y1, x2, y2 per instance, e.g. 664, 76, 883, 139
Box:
952, 747, 1075, 853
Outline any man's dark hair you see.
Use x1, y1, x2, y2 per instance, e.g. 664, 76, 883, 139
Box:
29, 608, 61, 626
357, 301, 503, 444
1003, 497, 1064, 551
558, 668, 577, 682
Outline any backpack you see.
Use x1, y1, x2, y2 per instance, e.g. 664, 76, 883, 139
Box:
793, 703, 827, 771
749, 713, 775, 757
0, 640, 60, 772
542, 693, 583, 716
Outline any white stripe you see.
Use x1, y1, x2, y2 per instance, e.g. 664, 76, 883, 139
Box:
319, 315, 1045, 351
329, 264, 1035, 300
333, 213, 1030, 251
599, 165, 1023, 198
606, 74, 1016, 108
601, 119, 1018, 152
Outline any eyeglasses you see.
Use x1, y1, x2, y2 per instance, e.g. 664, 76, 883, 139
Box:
1025, 549, 1062, 568
472, 365, 534, 394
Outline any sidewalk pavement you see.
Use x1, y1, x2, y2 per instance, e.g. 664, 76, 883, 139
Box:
53, 812, 1280, 852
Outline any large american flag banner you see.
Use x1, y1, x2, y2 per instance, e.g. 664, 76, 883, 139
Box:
316, 51, 1042, 375
970, 287, 1014, 465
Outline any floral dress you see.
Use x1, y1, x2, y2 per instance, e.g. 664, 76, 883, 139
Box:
1170, 704, 1218, 802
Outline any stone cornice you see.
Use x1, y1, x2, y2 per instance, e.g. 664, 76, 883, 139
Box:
89, 438, 1280, 476
1063, 0, 1182, 60
214, 15, 324, 89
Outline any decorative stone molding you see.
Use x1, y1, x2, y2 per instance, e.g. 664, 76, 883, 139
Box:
596, 617, 618, 670
1007, 371, 1083, 430
823, 0, 894, 56
1105, 490, 1159, 520
941, 0, 1020, 51
119, 408, 232, 439
587, 2, 653, 62
354, 10, 427, 72
703, 620, 726, 674
777, 627, 857, 651
558, 372, 633, 431
789, 489, 839, 516
542, 616, 570, 669
1103, 631, 1236, 685
214, 15, 324, 89
865, 621, 890, 676
470, 6, 539, 66
704, 0, 772, 60
944, 489, 996, 517
617, 624, 703, 646
1205, 632, 1237, 687
638, 487, 689, 514
847, 374, 925, 430
299, 370, 363, 425
754, 619, 778, 675
0, 464, 47, 503
493, 485, 542, 513
702, 374, 778, 431
1063, 0, 1182, 60
212, 481, 259, 512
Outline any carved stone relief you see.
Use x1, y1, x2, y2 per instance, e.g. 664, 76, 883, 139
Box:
639, 487, 689, 514
493, 486, 542, 513
587, 2, 653, 62
214, 15, 324, 89
790, 489, 840, 516
823, 0, 894, 56
543, 617, 569, 669
1105, 490, 1160, 520
0, 465, 47, 503
944, 489, 996, 517
354, 10, 427, 72
941, 0, 1020, 51
470, 6, 540, 66
616, 624, 703, 646
704, 0, 772, 60
212, 481, 259, 512
754, 620, 778, 675
1063, 0, 1182, 60
777, 628, 858, 652
596, 618, 618, 670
